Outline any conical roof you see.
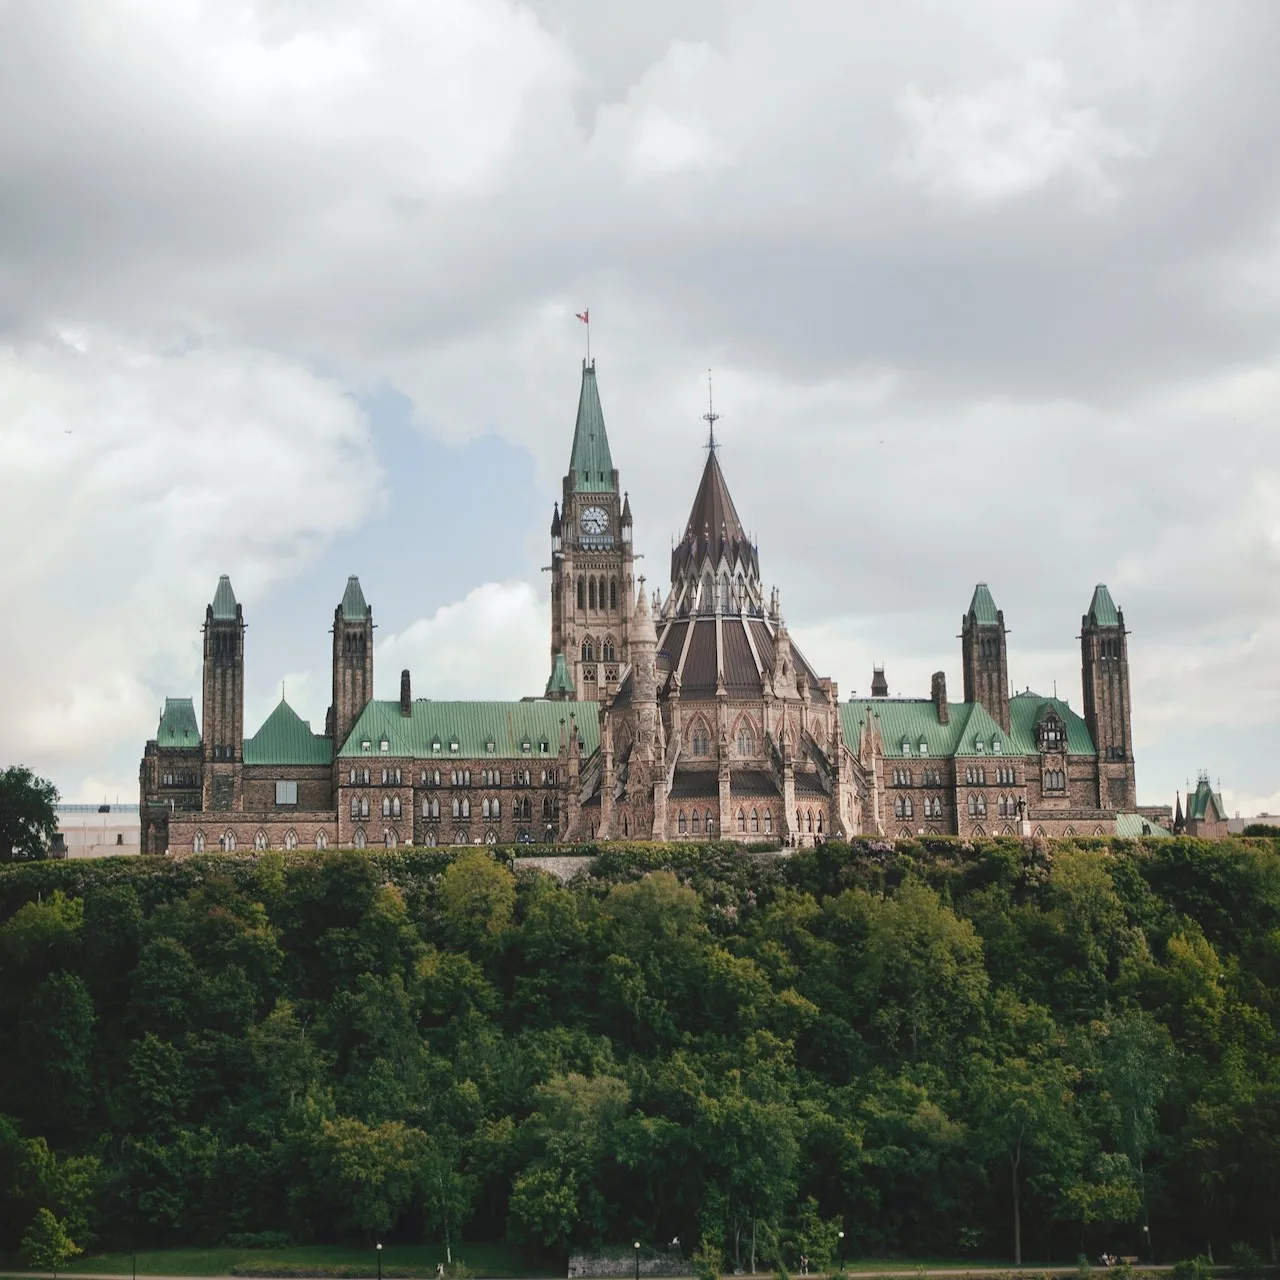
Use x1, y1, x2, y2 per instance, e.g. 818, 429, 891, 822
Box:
967, 583, 1000, 625
567, 360, 615, 493
671, 446, 758, 581
545, 652, 574, 697
1086, 583, 1120, 628
211, 575, 238, 620
341, 575, 369, 621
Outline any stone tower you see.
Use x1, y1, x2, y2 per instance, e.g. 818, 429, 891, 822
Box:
961, 582, 1010, 733
1081, 583, 1136, 809
331, 575, 374, 749
549, 360, 633, 701
201, 575, 245, 811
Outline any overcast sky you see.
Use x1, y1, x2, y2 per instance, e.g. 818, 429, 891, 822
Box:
2, 0, 1277, 815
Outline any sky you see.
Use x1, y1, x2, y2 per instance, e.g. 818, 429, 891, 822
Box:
1, 0, 1278, 815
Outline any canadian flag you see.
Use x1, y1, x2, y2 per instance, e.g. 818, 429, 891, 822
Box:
575, 310, 589, 324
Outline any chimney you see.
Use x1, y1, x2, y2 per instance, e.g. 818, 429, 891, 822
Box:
931, 671, 949, 724
400, 669, 411, 717
871, 665, 888, 698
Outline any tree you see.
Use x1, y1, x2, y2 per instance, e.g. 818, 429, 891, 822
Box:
20, 1207, 81, 1276
438, 851, 516, 949
0, 766, 58, 862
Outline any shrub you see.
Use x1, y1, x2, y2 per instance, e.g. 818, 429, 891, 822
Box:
1170, 1259, 1213, 1280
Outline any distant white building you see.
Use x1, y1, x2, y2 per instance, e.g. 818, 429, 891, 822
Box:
1228, 811, 1280, 834
55, 804, 141, 857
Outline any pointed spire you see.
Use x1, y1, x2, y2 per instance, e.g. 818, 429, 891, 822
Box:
567, 360, 615, 493
633, 577, 657, 646
702, 367, 719, 452
211, 574, 238, 620
545, 652, 574, 699
340, 575, 369, 621
1086, 583, 1120, 628
550, 502, 562, 537
967, 583, 1000, 625
621, 491, 632, 526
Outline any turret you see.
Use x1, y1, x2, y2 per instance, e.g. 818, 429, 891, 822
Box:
1081, 583, 1136, 809
202, 575, 245, 810
961, 583, 1010, 733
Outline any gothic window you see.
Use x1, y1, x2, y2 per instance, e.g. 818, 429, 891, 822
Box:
581, 638, 594, 662
736, 723, 755, 756
806, 809, 814, 833
353, 828, 366, 848
797, 809, 803, 831
451, 797, 460, 819
223, 830, 236, 851
678, 810, 687, 835
817, 811, 824, 832
316, 830, 328, 850
610, 578, 618, 610
737, 808, 746, 834
750, 808, 759, 833
720, 575, 730, 612
602, 637, 616, 662
284, 829, 298, 850
492, 797, 501, 819
691, 721, 711, 756
384, 829, 396, 847
998, 795, 1007, 817
691, 810, 701, 835
968, 794, 978, 817
455, 830, 467, 845
764, 809, 773, 834
895, 797, 904, 818
977, 794, 987, 816
589, 579, 597, 610
485, 830, 497, 845
382, 796, 391, 817
392, 796, 401, 817
900, 799, 910, 820
193, 831, 205, 853
462, 798, 471, 818
702, 573, 715, 613
577, 577, 585, 609
423, 831, 436, 846
542, 796, 553, 821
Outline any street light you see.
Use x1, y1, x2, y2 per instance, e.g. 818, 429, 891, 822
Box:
377, 1243, 383, 1280
837, 1231, 844, 1267
634, 1242, 641, 1280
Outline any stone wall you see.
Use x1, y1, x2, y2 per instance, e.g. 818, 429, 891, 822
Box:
568, 1254, 692, 1279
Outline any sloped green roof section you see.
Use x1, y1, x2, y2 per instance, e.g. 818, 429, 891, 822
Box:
545, 652, 574, 697
1008, 693, 1097, 756
1086, 583, 1120, 628
341, 575, 369, 621
211, 575, 238, 620
568, 362, 615, 493
157, 697, 200, 748
244, 699, 332, 766
968, 583, 1000, 624
1116, 812, 1172, 838
1187, 777, 1225, 822
841, 699, 1011, 759
337, 700, 600, 759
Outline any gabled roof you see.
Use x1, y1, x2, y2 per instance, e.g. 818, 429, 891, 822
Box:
340, 575, 369, 621
545, 653, 574, 697
1187, 777, 1226, 822
211, 575, 238, 621
1086, 583, 1120, 628
1008, 693, 1096, 756
337, 700, 600, 759
244, 699, 332, 766
967, 583, 1000, 625
156, 697, 200, 748
843, 698, 1011, 759
671, 446, 759, 582
567, 361, 615, 493
1116, 812, 1172, 838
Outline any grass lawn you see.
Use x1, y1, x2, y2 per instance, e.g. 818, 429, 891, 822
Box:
0, 1242, 543, 1278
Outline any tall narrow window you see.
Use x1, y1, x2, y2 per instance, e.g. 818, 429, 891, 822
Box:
737, 808, 746, 833
750, 808, 759, 833
764, 809, 773, 834
589, 579, 597, 610
691, 810, 701, 834
678, 810, 687, 835
577, 577, 585, 609
610, 578, 617, 610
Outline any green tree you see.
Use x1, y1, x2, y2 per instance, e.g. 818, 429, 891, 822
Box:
438, 851, 516, 948
0, 766, 58, 862
20, 1207, 81, 1276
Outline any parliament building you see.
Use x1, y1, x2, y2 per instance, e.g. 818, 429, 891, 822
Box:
140, 361, 1154, 854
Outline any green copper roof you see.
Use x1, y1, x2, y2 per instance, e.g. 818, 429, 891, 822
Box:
568, 361, 615, 493
1008, 693, 1096, 756
156, 697, 200, 748
842, 698, 1011, 759
1187, 776, 1225, 822
1086, 583, 1120, 628
1116, 812, 1172, 838
341, 575, 369, 621
968, 583, 1000, 625
211, 575, 238, 621
337, 700, 599, 759
243, 699, 332, 766
545, 653, 574, 697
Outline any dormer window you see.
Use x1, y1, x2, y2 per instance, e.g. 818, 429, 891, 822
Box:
539, 739, 550, 756
992, 738, 1003, 755
379, 738, 389, 753
485, 740, 495, 754
361, 740, 371, 754
901, 739, 912, 756
522, 739, 532, 755
974, 736, 985, 753
449, 739, 459, 753
431, 738, 441, 753
918, 739, 928, 756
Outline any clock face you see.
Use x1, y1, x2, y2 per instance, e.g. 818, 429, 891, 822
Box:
580, 506, 609, 535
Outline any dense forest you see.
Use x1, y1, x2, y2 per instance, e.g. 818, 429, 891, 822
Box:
0, 837, 1277, 1270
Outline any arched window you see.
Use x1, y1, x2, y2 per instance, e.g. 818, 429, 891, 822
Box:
492, 798, 501, 819
691, 720, 711, 756
737, 808, 746, 834
817, 810, 825, 832
382, 796, 391, 817
764, 809, 773, 834
223, 830, 236, 851
894, 797, 904, 818
806, 810, 814, 833
284, 829, 298, 851
353, 828, 366, 849
720, 575, 730, 611
602, 637, 616, 662
897, 801, 908, 821
361, 796, 369, 818
254, 830, 268, 851
461, 797, 470, 818
392, 796, 401, 817
678, 810, 687, 835
589, 579, 597, 610
542, 796, 553, 820
968, 794, 978, 817
581, 637, 594, 662
316, 830, 328, 850
482, 798, 491, 819
451, 797, 461, 819
424, 830, 436, 846
750, 808, 759, 833
691, 810, 701, 834
193, 831, 205, 853
977, 794, 987, 816
610, 578, 618, 610
797, 809, 803, 832
736, 723, 755, 756
485, 830, 497, 845
577, 577, 585, 609
702, 573, 715, 613
622, 814, 629, 836
455, 830, 468, 845
384, 829, 396, 848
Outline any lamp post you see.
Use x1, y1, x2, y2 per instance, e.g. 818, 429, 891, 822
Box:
377, 1243, 383, 1280
837, 1231, 844, 1268
634, 1241, 641, 1280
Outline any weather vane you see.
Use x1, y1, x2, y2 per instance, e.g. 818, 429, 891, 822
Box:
702, 368, 719, 451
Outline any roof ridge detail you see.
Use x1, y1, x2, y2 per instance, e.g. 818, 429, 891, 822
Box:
567, 360, 615, 493
211, 575, 238, 621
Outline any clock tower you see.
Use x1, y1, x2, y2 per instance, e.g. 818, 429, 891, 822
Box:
549, 360, 634, 701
